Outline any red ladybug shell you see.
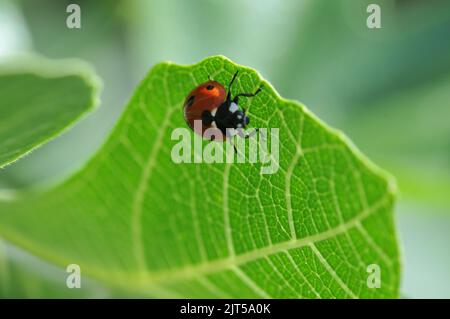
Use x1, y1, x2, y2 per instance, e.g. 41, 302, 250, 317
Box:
183, 80, 227, 141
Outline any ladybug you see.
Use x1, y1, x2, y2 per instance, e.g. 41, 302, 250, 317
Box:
183, 71, 261, 144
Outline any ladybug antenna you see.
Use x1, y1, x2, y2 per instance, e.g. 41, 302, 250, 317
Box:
232, 84, 263, 104
229, 71, 239, 90
226, 71, 239, 103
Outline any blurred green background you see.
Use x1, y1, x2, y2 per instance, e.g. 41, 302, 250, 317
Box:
0, 0, 449, 298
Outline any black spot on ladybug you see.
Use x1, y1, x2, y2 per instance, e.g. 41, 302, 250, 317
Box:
186, 95, 195, 107
206, 85, 214, 90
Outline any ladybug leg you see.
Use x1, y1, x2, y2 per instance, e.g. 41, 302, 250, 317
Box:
224, 128, 239, 154
236, 126, 264, 139
231, 141, 238, 153
245, 128, 259, 139
238, 128, 259, 139
227, 139, 238, 154
236, 128, 255, 139
232, 86, 262, 104
201, 110, 214, 126
236, 128, 246, 138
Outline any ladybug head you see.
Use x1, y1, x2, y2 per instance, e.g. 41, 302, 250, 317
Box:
235, 110, 250, 129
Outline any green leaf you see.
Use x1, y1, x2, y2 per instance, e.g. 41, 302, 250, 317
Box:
0, 56, 101, 168
0, 56, 400, 298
